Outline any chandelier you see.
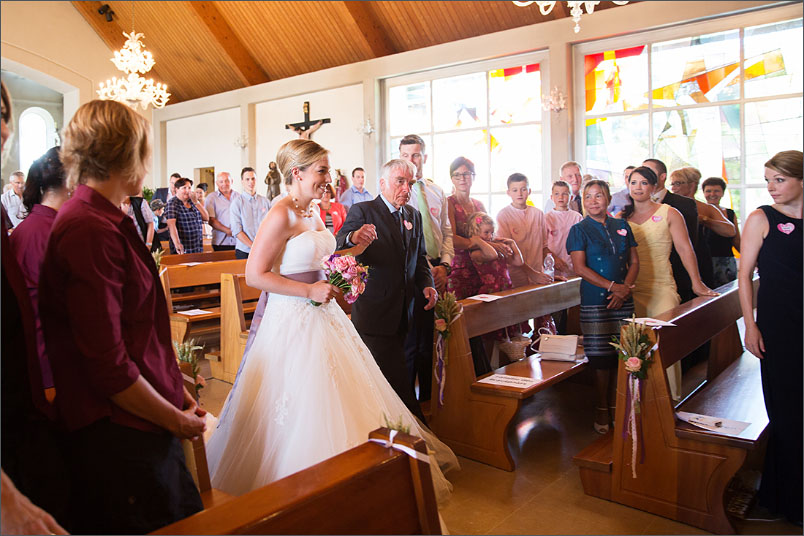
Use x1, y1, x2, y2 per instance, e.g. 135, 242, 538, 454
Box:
512, 1, 630, 33
97, 4, 169, 110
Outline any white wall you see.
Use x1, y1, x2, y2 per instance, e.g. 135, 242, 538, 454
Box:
165, 107, 242, 191
255, 84, 364, 187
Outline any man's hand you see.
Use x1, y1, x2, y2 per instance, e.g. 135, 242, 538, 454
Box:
423, 287, 438, 310
351, 224, 377, 246
431, 265, 447, 293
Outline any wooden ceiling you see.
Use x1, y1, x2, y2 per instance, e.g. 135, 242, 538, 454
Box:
72, 1, 628, 104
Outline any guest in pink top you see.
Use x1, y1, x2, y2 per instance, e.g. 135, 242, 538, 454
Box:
496, 173, 561, 288
9, 147, 70, 391
546, 180, 583, 278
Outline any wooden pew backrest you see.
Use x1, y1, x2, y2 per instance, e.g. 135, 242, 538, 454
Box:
152, 428, 441, 535
161, 250, 237, 265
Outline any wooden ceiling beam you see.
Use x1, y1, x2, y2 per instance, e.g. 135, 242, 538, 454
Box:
186, 1, 270, 86
342, 1, 396, 58
70, 1, 175, 99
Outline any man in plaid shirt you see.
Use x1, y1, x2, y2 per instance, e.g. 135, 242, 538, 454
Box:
165, 177, 208, 254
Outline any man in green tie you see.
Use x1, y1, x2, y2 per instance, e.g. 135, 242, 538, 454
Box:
400, 134, 454, 403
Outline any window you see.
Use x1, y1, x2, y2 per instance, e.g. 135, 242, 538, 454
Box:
19, 107, 58, 174
385, 54, 548, 220
576, 15, 803, 224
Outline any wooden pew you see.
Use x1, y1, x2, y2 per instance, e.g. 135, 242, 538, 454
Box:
152, 427, 442, 535
178, 361, 236, 510
427, 278, 584, 471
160, 259, 252, 348
161, 250, 237, 266
217, 274, 353, 384
572, 278, 766, 534
218, 273, 261, 383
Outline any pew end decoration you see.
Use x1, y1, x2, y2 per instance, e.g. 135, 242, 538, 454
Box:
174, 339, 205, 394
433, 292, 463, 407
610, 316, 657, 478
152, 247, 165, 272
383, 413, 412, 435
312, 253, 369, 306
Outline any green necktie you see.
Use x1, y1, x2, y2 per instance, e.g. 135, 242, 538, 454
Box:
414, 181, 439, 259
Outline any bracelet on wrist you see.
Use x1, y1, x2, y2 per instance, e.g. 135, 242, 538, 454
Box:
607, 280, 615, 292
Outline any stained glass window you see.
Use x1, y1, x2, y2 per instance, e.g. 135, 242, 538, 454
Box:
580, 16, 803, 224
387, 60, 544, 220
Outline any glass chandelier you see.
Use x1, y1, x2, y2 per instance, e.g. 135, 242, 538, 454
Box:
512, 1, 630, 33
97, 4, 169, 110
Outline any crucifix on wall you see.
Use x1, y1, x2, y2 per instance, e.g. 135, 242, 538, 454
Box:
286, 101, 331, 140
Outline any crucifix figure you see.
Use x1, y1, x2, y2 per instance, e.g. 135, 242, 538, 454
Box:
286, 101, 331, 140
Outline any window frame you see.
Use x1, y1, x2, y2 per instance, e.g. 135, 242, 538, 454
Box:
572, 5, 804, 224
382, 50, 551, 216
18, 106, 58, 174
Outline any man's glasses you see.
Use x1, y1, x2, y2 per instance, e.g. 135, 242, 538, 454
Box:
451, 172, 475, 180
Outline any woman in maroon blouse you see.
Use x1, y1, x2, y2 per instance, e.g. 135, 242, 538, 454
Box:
9, 147, 69, 393
38, 100, 206, 534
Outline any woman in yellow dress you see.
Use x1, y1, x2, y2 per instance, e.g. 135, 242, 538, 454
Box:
622, 166, 717, 402
622, 166, 716, 318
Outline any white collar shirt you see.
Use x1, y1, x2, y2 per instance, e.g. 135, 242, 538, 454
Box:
406, 178, 454, 265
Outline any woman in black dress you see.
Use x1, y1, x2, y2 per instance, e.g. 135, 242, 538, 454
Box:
738, 150, 803, 525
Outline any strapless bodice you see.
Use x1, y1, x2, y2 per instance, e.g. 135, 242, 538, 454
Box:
277, 230, 336, 275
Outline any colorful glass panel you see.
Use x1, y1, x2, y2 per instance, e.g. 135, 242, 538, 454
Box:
584, 45, 648, 114
488, 124, 542, 193
585, 114, 649, 184
745, 97, 804, 184
432, 72, 487, 132
744, 19, 803, 99
651, 30, 740, 107
489, 63, 541, 125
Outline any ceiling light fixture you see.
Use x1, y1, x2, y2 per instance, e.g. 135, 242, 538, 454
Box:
512, 1, 630, 33
97, 1, 170, 110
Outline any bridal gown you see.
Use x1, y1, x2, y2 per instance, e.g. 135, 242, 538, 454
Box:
205, 228, 459, 501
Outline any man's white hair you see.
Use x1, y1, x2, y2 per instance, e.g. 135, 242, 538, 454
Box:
380, 159, 415, 180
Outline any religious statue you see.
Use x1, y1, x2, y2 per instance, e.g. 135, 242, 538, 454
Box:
264, 161, 282, 201
286, 120, 323, 140
285, 101, 330, 140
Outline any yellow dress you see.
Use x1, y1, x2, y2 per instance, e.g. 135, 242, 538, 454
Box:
629, 204, 681, 317
628, 203, 683, 400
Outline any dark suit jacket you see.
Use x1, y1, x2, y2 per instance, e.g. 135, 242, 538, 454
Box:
336, 196, 434, 337
661, 191, 698, 302
153, 187, 169, 203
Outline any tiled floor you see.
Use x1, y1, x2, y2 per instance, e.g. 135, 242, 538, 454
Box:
196, 340, 799, 535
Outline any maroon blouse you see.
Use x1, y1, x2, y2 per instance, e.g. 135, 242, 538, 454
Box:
39, 184, 184, 434
9, 204, 57, 389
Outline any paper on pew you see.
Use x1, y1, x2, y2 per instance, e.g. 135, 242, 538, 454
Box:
466, 293, 502, 302
676, 411, 750, 436
179, 262, 204, 266
476, 374, 541, 389
177, 308, 214, 316
623, 317, 676, 327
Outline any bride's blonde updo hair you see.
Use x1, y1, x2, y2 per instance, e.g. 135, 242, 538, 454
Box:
60, 99, 151, 190
276, 139, 329, 186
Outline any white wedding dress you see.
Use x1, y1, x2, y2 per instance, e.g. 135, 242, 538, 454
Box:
205, 228, 459, 502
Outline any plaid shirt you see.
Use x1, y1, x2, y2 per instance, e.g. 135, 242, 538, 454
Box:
165, 197, 203, 253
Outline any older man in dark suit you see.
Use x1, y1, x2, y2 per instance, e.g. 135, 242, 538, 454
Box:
336, 159, 437, 422
643, 158, 699, 303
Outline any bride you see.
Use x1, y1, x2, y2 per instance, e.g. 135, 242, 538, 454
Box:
205, 139, 459, 501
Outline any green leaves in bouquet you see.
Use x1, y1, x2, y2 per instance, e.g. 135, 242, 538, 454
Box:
152, 248, 165, 272
383, 413, 411, 435
609, 315, 655, 380
174, 338, 205, 394
142, 187, 154, 202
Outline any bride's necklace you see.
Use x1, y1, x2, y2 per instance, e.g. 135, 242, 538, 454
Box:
291, 195, 314, 218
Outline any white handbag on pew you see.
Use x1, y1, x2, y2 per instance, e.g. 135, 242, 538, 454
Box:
533, 328, 580, 362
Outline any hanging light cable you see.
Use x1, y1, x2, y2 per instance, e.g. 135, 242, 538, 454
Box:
513, 1, 630, 33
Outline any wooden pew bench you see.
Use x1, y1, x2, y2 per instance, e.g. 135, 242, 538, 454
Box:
161, 249, 237, 265
427, 278, 584, 471
217, 274, 353, 384
152, 427, 442, 535
573, 278, 765, 534
160, 260, 252, 349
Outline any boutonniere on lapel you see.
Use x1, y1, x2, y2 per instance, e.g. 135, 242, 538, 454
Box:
403, 220, 413, 231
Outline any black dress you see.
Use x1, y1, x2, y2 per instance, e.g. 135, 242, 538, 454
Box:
755, 205, 802, 524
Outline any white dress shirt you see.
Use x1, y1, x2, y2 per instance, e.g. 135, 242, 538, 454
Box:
406, 178, 454, 265
1, 190, 26, 227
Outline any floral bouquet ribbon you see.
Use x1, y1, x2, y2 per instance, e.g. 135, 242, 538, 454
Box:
433, 292, 463, 407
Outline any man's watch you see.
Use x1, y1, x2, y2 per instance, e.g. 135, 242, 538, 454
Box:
439, 262, 452, 275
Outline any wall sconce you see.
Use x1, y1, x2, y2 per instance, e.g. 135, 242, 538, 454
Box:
358, 118, 375, 136
542, 86, 567, 113
234, 134, 248, 149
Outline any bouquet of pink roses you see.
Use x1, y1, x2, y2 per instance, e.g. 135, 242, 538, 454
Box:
311, 253, 370, 306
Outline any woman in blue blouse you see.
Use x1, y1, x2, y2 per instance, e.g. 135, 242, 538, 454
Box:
567, 179, 639, 434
